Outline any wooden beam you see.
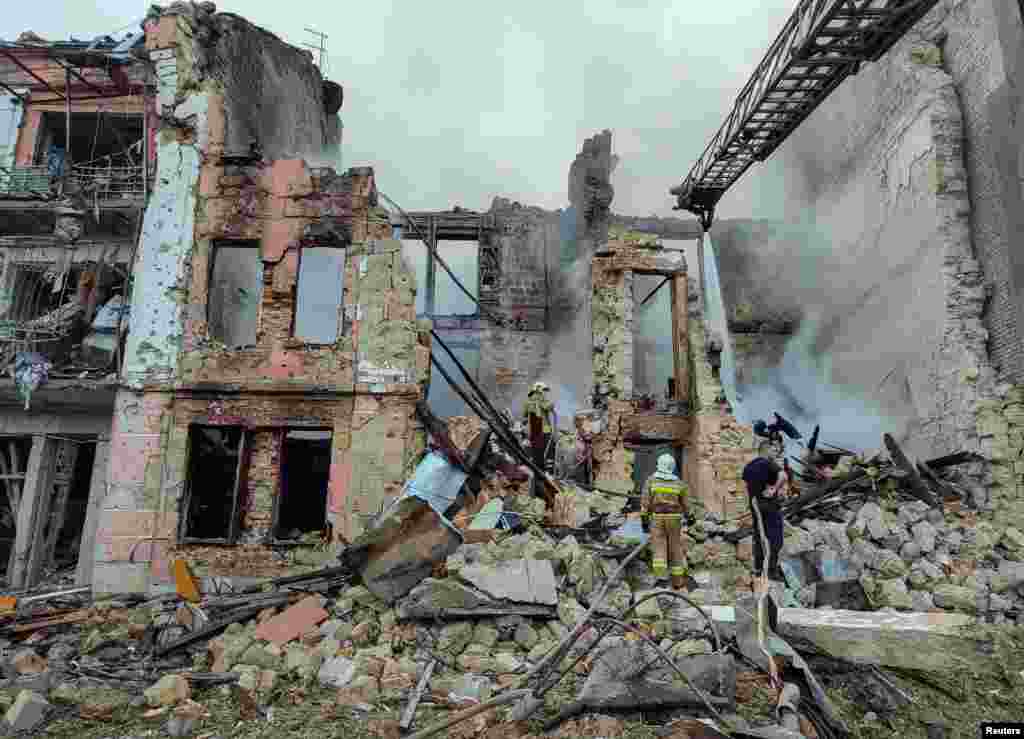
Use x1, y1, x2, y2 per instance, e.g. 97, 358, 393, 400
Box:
0, 49, 64, 99
883, 433, 938, 508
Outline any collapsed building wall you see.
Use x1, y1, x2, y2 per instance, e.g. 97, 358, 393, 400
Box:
717, 0, 1024, 510
94, 6, 426, 594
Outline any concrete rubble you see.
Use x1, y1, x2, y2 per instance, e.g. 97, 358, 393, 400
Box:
0, 1, 1021, 738
0, 422, 1016, 739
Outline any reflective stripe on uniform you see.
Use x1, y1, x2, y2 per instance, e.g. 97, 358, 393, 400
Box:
651, 485, 685, 495
669, 566, 687, 576
651, 513, 682, 519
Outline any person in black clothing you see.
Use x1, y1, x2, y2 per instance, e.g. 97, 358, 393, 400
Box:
742, 457, 787, 582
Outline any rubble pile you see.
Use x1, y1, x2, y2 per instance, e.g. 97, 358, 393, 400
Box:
1, 421, 1022, 738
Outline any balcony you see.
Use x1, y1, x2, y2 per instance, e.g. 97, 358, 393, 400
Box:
0, 164, 145, 208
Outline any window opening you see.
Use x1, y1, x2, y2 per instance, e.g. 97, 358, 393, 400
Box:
294, 246, 344, 343
52, 440, 96, 569
0, 437, 31, 576
434, 240, 478, 315
634, 272, 675, 406
274, 429, 332, 540
182, 426, 246, 542
427, 338, 480, 418
208, 242, 262, 347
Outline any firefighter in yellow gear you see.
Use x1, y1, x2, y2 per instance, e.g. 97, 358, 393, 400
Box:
641, 453, 691, 590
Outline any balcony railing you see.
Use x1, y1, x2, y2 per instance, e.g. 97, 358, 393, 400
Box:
0, 164, 145, 200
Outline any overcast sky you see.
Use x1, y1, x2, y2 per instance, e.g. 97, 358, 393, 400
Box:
7, 1, 799, 219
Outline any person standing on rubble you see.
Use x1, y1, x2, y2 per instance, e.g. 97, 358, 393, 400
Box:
742, 457, 788, 586
641, 453, 691, 590
524, 382, 556, 471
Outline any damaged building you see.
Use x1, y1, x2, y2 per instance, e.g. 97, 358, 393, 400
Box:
0, 29, 147, 588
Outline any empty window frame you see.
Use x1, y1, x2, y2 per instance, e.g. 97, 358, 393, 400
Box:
633, 272, 675, 401
294, 247, 345, 344
181, 425, 247, 543
208, 242, 262, 347
273, 429, 332, 540
434, 241, 478, 316
427, 337, 480, 418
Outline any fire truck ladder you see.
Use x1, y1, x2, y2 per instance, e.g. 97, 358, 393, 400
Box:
671, 0, 942, 229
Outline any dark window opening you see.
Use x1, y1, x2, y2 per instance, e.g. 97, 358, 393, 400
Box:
36, 112, 143, 170
52, 441, 96, 568
630, 444, 684, 494
182, 426, 246, 542
0, 437, 31, 575
633, 273, 675, 406
208, 242, 262, 347
294, 247, 344, 344
274, 430, 332, 540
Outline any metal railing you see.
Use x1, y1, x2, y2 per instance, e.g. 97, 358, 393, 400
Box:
671, 0, 941, 227
0, 163, 145, 200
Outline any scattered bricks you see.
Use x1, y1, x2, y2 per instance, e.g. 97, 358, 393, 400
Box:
472, 622, 499, 649
301, 629, 324, 647
5, 690, 49, 733
11, 648, 47, 675
351, 620, 379, 646
144, 674, 190, 707
366, 717, 401, 739
438, 621, 474, 656
254, 595, 329, 646
237, 642, 281, 670
336, 674, 379, 705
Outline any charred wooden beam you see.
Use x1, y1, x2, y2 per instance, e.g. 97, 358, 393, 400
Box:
884, 433, 938, 508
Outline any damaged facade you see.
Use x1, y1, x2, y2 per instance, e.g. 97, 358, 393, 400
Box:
93, 5, 431, 594
0, 29, 147, 588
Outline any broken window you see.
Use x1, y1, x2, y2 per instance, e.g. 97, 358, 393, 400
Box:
274, 429, 332, 540
294, 246, 344, 343
181, 426, 247, 543
434, 241, 478, 315
208, 242, 262, 347
634, 273, 675, 402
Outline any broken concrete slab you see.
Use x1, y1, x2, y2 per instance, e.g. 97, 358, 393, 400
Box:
396, 578, 556, 620
254, 595, 329, 646
775, 607, 994, 674
346, 497, 463, 604
456, 559, 558, 606
572, 640, 735, 711
5, 689, 49, 732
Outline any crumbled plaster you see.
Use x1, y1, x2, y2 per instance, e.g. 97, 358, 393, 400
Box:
122, 134, 200, 388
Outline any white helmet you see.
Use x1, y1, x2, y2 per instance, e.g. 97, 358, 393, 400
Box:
656, 453, 676, 475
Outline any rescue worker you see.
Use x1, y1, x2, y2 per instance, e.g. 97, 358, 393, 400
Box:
640, 453, 691, 590
523, 382, 556, 472
742, 457, 788, 585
